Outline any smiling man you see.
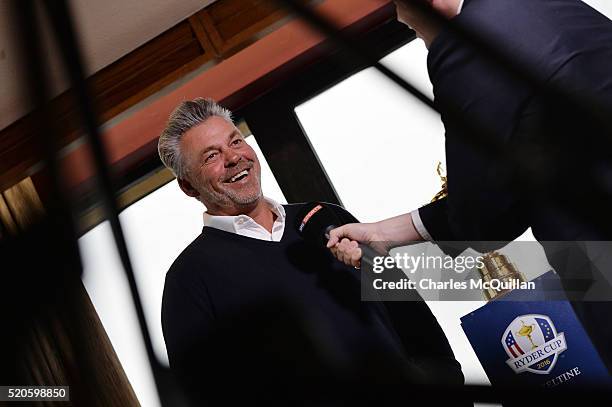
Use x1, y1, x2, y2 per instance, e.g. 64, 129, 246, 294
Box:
157, 98, 464, 404
162, 101, 277, 237
178, 114, 263, 213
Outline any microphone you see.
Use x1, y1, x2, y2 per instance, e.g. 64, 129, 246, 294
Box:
295, 202, 380, 269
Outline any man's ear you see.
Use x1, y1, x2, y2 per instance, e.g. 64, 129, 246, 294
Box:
177, 177, 200, 199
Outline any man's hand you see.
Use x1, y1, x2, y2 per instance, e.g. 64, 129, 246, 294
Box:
326, 223, 385, 268
326, 213, 425, 268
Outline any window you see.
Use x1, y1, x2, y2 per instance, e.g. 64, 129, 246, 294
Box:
295, 40, 538, 385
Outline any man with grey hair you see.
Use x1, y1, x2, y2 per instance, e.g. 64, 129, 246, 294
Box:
158, 98, 464, 404
158, 98, 270, 226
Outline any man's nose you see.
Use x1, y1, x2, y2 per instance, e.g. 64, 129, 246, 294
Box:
224, 150, 241, 167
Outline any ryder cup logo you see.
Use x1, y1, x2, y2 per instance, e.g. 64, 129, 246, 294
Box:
502, 314, 567, 375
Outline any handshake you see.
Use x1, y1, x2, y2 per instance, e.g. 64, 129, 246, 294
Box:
326, 212, 424, 269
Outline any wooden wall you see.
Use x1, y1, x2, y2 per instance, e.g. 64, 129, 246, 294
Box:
0, 0, 303, 191
0, 178, 140, 406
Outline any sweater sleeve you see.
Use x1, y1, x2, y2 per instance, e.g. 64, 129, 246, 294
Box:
325, 202, 359, 224
161, 267, 216, 400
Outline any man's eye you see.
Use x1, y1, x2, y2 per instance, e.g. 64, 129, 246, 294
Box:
204, 152, 218, 162
231, 138, 243, 146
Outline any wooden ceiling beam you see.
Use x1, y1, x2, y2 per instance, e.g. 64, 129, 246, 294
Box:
0, 0, 302, 191
2, 0, 394, 195
59, 0, 393, 192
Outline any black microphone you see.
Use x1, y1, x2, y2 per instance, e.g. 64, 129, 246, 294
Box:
295, 202, 380, 269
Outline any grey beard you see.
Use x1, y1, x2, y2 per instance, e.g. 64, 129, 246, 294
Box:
200, 173, 262, 208
223, 186, 262, 206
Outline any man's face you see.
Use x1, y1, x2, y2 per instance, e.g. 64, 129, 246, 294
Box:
179, 116, 262, 215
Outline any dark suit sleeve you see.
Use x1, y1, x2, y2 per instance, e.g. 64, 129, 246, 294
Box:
417, 94, 549, 247
418, 198, 454, 241
421, 4, 542, 247
419, 194, 529, 242
418, 195, 529, 257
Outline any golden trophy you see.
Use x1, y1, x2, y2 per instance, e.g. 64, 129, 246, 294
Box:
431, 163, 526, 301
477, 252, 527, 301
517, 320, 538, 350
431, 162, 448, 202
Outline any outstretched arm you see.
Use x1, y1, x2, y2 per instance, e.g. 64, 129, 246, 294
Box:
326, 212, 424, 267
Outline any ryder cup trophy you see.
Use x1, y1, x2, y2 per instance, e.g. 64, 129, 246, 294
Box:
477, 252, 527, 301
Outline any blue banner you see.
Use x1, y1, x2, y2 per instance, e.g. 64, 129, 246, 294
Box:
461, 272, 611, 388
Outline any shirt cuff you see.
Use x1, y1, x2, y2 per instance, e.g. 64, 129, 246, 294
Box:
411, 209, 433, 241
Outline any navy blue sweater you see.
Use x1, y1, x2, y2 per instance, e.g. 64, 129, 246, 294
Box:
161, 203, 463, 404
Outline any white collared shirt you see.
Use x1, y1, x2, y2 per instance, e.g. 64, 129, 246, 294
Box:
457, 0, 465, 14
202, 197, 286, 241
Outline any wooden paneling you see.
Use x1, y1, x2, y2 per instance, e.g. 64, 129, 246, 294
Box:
2, 177, 45, 231
55, 0, 393, 192
0, 18, 213, 191
91, 21, 210, 122
0, 0, 302, 191
0, 178, 140, 406
0, 192, 18, 236
0, 0, 389, 195
198, 0, 290, 56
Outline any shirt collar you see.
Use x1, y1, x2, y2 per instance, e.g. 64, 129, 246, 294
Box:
457, 0, 465, 14
202, 197, 286, 239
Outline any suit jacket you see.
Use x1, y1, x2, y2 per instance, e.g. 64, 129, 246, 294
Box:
418, 0, 612, 242
416, 0, 612, 371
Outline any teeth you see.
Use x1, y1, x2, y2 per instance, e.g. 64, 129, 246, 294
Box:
230, 170, 248, 182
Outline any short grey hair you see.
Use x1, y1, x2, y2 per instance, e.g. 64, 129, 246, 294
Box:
158, 98, 233, 179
